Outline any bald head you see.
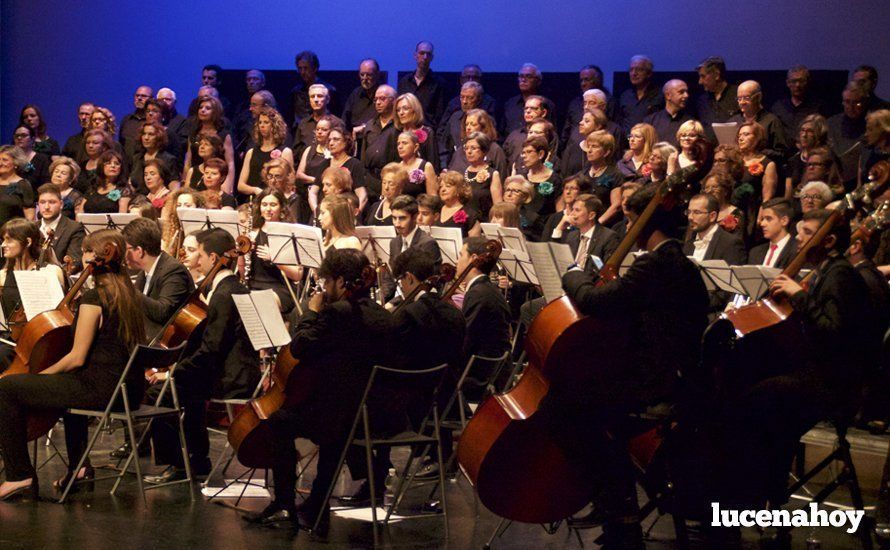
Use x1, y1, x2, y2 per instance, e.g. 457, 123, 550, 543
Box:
663, 79, 689, 112
374, 85, 396, 116
737, 80, 763, 115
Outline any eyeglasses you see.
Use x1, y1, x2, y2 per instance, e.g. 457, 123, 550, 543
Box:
800, 194, 822, 201
504, 188, 526, 195
266, 174, 284, 180
684, 209, 709, 216
842, 100, 864, 107
13, 133, 30, 139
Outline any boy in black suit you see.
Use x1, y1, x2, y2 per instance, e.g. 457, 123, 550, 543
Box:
145, 229, 259, 483
37, 183, 85, 270
380, 194, 441, 303
747, 198, 797, 269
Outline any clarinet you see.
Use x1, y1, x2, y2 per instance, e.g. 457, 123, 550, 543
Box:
242, 195, 255, 288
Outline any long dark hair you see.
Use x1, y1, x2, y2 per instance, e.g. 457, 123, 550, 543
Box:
96, 150, 125, 190
20, 104, 47, 137
252, 188, 292, 230
82, 230, 145, 349
2, 218, 41, 271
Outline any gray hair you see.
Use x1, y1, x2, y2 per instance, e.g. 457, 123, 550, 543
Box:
630, 55, 653, 71
461, 81, 483, 96
800, 181, 833, 203
157, 87, 177, 101
0, 145, 29, 170
584, 89, 607, 103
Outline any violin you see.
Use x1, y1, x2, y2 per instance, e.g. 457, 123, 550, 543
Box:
228, 264, 377, 468
150, 235, 252, 350
0, 241, 120, 441
391, 263, 456, 315
456, 153, 705, 523
439, 240, 502, 304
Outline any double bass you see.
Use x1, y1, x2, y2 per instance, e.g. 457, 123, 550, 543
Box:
456, 162, 703, 523
0, 240, 119, 441
228, 264, 378, 468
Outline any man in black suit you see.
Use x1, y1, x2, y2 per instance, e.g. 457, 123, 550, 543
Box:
553, 186, 709, 547
145, 229, 260, 484
122, 218, 195, 342
457, 237, 511, 390
682, 194, 746, 265
36, 184, 85, 271
554, 194, 620, 272
381, 195, 441, 303
747, 198, 797, 269
245, 249, 393, 532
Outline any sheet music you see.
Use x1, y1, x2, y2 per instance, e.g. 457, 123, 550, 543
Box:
264, 221, 325, 269
177, 208, 241, 240
427, 226, 463, 265
527, 242, 573, 303
732, 265, 781, 299
712, 122, 739, 146
76, 213, 139, 234
498, 248, 539, 285
689, 258, 748, 294
355, 225, 397, 265
15, 270, 65, 320
233, 289, 292, 351
480, 223, 529, 255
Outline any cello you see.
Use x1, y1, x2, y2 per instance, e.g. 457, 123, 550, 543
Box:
0, 240, 119, 441
228, 264, 378, 468
456, 161, 704, 524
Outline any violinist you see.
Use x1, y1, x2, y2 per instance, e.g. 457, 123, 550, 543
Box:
553, 185, 709, 546
456, 236, 510, 390
248, 187, 301, 314
121, 218, 194, 341
0, 229, 145, 500
37, 184, 85, 271
244, 249, 392, 532
145, 228, 260, 484
715, 208, 876, 512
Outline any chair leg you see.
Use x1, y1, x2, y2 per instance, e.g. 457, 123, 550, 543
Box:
60, 414, 108, 504
121, 391, 147, 504
314, 403, 364, 534
114, 417, 154, 495
362, 406, 380, 546
433, 407, 449, 539
483, 518, 512, 549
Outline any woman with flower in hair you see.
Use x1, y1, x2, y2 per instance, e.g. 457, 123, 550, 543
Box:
737, 121, 777, 237
396, 131, 437, 197
394, 93, 439, 172
518, 136, 561, 216
19, 104, 60, 157
237, 107, 294, 198
437, 171, 481, 237
364, 163, 407, 226
462, 131, 502, 219
79, 150, 130, 214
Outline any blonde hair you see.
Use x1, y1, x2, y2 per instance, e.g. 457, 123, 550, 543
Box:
439, 171, 472, 203
676, 120, 705, 143
48, 156, 81, 185
252, 107, 289, 147
321, 166, 353, 194
585, 130, 616, 161
626, 123, 657, 162
489, 202, 520, 228
394, 93, 425, 129
503, 175, 535, 205
380, 162, 409, 191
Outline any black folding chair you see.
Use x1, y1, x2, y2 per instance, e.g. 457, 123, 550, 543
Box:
60, 342, 189, 503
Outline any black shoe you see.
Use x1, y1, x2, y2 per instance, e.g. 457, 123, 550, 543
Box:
567, 506, 608, 529
143, 465, 187, 485
413, 460, 440, 480
336, 481, 384, 507
110, 441, 151, 460
242, 502, 296, 527
53, 465, 95, 493
297, 503, 330, 537
0, 479, 39, 501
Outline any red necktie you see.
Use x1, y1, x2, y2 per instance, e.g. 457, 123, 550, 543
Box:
765, 243, 778, 266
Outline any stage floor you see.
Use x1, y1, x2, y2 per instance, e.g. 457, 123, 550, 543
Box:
0, 426, 873, 549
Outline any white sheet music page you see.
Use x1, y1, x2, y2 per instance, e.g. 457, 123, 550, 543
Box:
527, 242, 570, 303
233, 289, 291, 351
15, 270, 65, 320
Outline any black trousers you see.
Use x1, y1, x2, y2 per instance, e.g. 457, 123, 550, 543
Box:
0, 373, 110, 481
149, 392, 208, 469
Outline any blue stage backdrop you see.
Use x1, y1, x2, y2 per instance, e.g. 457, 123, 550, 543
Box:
1, 0, 888, 140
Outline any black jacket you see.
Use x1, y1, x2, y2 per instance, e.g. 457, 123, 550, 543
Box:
134, 251, 195, 341
380, 228, 441, 302
462, 276, 511, 362
560, 224, 620, 274
174, 275, 259, 400
287, 296, 394, 443
682, 226, 747, 266
561, 239, 709, 407
747, 238, 798, 269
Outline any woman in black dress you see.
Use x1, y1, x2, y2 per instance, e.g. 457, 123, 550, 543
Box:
394, 93, 440, 172
130, 121, 179, 195
246, 188, 301, 314
517, 136, 561, 216
0, 145, 35, 222
462, 132, 503, 219
11, 125, 50, 191
437, 171, 481, 237
396, 131, 437, 197
184, 97, 236, 194
19, 104, 60, 158
448, 109, 508, 179
312, 127, 368, 214
80, 150, 130, 214
48, 157, 84, 219
237, 107, 294, 198
76, 129, 115, 194
364, 163, 408, 226
0, 229, 145, 500
183, 134, 224, 190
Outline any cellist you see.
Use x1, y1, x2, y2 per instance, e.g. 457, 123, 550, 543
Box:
0, 229, 145, 500
551, 185, 710, 548
713, 208, 877, 515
